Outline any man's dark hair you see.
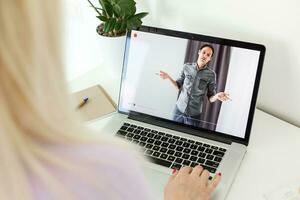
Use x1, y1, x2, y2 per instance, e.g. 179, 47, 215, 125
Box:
200, 44, 214, 57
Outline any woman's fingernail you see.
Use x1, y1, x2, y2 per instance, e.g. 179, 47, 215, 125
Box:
172, 168, 177, 174
217, 172, 222, 176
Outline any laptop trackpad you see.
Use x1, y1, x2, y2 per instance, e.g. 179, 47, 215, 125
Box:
143, 166, 169, 200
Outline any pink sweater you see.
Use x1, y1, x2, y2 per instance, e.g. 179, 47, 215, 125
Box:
29, 144, 153, 200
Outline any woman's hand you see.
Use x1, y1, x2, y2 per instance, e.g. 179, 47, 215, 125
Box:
164, 166, 221, 200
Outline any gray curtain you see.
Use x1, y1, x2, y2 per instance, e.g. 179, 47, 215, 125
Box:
184, 40, 231, 131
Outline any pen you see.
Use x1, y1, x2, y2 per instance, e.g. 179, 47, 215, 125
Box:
77, 97, 89, 108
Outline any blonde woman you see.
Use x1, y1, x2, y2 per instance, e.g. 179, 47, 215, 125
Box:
0, 0, 221, 200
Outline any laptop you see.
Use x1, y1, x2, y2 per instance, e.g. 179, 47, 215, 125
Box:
103, 25, 265, 199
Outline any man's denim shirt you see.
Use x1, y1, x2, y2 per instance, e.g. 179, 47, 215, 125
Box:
175, 63, 216, 116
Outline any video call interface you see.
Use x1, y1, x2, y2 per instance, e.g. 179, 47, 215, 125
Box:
119, 30, 261, 139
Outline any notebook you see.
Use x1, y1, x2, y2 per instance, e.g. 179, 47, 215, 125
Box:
103, 26, 265, 200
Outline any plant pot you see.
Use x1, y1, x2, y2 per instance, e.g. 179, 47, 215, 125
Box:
96, 24, 126, 37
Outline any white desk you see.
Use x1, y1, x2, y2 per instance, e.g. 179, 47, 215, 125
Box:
69, 67, 300, 200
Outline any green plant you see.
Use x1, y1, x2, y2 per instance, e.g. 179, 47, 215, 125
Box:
86, 0, 148, 37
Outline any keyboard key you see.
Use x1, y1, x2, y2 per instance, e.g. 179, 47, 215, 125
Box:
154, 140, 162, 145
205, 148, 213, 154
127, 127, 134, 132
137, 126, 144, 130
141, 131, 147, 136
190, 156, 197, 162
160, 154, 168, 159
211, 146, 218, 150
175, 146, 183, 152
165, 134, 172, 137
167, 150, 175, 155
180, 138, 187, 141
206, 155, 214, 160
202, 165, 216, 173
168, 138, 176, 144
139, 142, 146, 147
213, 150, 225, 157
205, 160, 219, 168
169, 144, 176, 149
120, 126, 128, 131
171, 163, 182, 170
197, 146, 205, 152
158, 131, 165, 135
126, 133, 134, 138
147, 133, 154, 138
188, 139, 195, 143
191, 162, 198, 167
175, 158, 183, 164
199, 152, 206, 158
145, 144, 153, 149
219, 148, 227, 152
153, 151, 161, 158
140, 136, 147, 141
175, 140, 183, 145
190, 144, 198, 149
191, 150, 199, 156
153, 145, 160, 151
183, 160, 191, 166
195, 141, 202, 145
197, 158, 205, 164
134, 129, 141, 134
154, 135, 162, 140
172, 135, 180, 139
133, 135, 141, 140
174, 152, 182, 157
145, 149, 153, 156
182, 142, 190, 148
151, 130, 158, 133
124, 123, 130, 126
144, 128, 150, 132
203, 143, 210, 148
214, 156, 222, 162
167, 156, 176, 162
161, 142, 169, 148
130, 125, 137, 128
147, 138, 155, 144
161, 137, 168, 142
160, 148, 167, 153
146, 155, 172, 168
183, 148, 191, 154
116, 130, 127, 137
182, 154, 190, 159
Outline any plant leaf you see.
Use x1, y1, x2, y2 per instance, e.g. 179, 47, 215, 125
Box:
127, 16, 142, 30
97, 15, 108, 22
134, 12, 148, 19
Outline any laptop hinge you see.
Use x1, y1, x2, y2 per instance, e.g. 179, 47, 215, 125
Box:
128, 112, 232, 145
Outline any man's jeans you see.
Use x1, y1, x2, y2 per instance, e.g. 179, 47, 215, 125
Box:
172, 106, 201, 127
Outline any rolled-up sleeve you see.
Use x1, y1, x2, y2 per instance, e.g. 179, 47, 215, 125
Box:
207, 73, 217, 98
176, 69, 185, 89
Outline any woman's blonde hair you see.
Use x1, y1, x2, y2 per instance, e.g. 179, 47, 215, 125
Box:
0, 0, 133, 199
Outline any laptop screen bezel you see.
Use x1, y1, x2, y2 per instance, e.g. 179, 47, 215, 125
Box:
118, 25, 265, 146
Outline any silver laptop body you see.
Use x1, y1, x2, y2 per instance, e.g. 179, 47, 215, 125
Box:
102, 26, 265, 200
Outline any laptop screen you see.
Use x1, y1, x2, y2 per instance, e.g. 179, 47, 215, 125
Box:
119, 26, 265, 141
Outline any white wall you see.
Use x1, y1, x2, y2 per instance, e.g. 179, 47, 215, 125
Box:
64, 0, 300, 127
216, 48, 260, 137
135, 0, 300, 127
120, 31, 187, 119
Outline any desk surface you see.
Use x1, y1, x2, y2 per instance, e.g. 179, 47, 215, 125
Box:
70, 67, 300, 200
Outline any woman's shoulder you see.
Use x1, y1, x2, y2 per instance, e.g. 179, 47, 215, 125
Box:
30, 143, 153, 200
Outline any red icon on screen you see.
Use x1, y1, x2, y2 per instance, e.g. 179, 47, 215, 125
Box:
133, 33, 138, 38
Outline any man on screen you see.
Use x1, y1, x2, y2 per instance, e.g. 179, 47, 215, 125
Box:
159, 44, 230, 126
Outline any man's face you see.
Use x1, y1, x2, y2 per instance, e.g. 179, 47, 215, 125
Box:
198, 47, 213, 66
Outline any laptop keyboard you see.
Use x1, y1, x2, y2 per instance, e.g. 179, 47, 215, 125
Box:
116, 122, 227, 174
